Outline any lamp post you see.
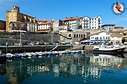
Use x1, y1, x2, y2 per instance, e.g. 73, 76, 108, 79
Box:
51, 32, 53, 43
19, 23, 25, 46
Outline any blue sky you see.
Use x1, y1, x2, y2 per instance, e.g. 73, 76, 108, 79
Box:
0, 0, 127, 28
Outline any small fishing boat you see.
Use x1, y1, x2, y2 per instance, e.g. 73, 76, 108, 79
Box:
93, 43, 126, 54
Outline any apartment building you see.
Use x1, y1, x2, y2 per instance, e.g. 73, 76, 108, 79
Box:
63, 16, 80, 31
53, 20, 62, 33
37, 20, 54, 32
27, 22, 38, 32
102, 24, 115, 32
6, 6, 37, 32
82, 16, 102, 29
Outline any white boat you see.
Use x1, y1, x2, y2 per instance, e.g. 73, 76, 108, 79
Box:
93, 43, 126, 54
6, 53, 14, 58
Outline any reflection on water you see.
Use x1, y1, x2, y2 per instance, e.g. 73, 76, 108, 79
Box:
0, 53, 127, 84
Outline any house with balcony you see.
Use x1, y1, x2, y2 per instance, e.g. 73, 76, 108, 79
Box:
63, 16, 80, 31
27, 22, 38, 32
37, 20, 54, 32
82, 16, 102, 30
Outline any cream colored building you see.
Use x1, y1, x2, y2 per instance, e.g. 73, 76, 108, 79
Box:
110, 29, 124, 43
6, 6, 37, 32
59, 28, 90, 44
63, 16, 80, 31
37, 20, 54, 32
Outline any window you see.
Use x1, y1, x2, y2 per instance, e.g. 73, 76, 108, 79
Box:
84, 34, 85, 38
79, 34, 80, 38
85, 20, 88, 22
81, 34, 83, 38
69, 34, 71, 37
103, 36, 105, 40
91, 37, 94, 39
77, 34, 78, 38
95, 37, 98, 40
74, 34, 76, 38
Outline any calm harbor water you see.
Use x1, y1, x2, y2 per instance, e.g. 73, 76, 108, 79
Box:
0, 53, 127, 84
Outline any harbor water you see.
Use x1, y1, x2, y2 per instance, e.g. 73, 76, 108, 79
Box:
0, 53, 127, 84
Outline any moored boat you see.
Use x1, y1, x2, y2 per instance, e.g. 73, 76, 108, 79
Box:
93, 43, 126, 54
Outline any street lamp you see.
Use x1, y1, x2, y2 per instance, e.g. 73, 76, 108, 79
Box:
51, 32, 53, 43
9, 22, 25, 46
19, 23, 25, 46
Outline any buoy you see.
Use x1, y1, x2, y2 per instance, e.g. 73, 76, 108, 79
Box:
117, 64, 121, 69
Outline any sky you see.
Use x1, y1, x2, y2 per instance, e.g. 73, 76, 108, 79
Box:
0, 0, 127, 28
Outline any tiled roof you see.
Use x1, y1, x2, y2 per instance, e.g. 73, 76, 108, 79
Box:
63, 17, 78, 21
38, 20, 54, 25
110, 34, 123, 37
112, 29, 123, 32
90, 30, 108, 36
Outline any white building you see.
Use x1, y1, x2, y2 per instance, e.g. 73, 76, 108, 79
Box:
53, 20, 62, 33
63, 16, 80, 31
101, 24, 115, 32
90, 31, 110, 41
82, 16, 102, 29
37, 20, 53, 31
27, 22, 38, 32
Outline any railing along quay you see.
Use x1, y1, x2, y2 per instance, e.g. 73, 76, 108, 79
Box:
0, 45, 73, 53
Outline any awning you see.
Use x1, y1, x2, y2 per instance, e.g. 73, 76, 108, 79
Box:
90, 40, 106, 43
80, 40, 90, 42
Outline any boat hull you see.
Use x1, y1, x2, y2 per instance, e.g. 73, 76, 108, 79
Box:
93, 48, 125, 54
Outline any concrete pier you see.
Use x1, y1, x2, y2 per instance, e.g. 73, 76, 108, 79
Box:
0, 45, 72, 53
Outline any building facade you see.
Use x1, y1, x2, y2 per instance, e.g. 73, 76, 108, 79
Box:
27, 22, 38, 32
0, 20, 6, 32
53, 20, 62, 33
90, 31, 110, 41
110, 29, 123, 43
59, 29, 90, 44
102, 24, 115, 32
6, 6, 37, 32
82, 16, 102, 29
63, 16, 80, 31
37, 20, 54, 32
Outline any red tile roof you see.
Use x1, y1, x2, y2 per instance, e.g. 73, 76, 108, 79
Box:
112, 29, 123, 32
38, 20, 54, 25
63, 17, 78, 21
